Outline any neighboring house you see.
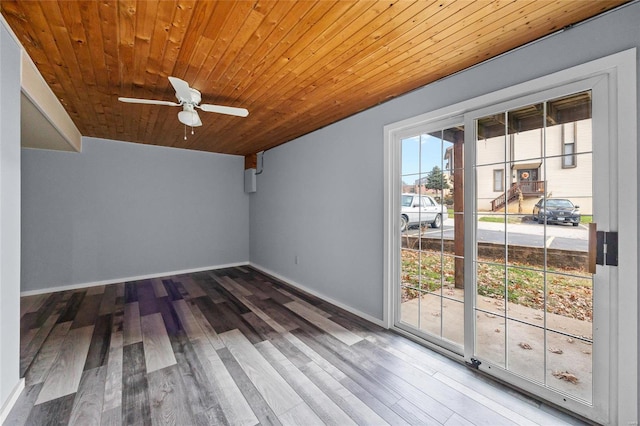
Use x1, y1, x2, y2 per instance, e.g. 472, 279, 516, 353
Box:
474, 118, 593, 214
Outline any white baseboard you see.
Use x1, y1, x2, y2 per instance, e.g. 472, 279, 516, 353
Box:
0, 378, 25, 424
249, 263, 386, 328
20, 261, 250, 296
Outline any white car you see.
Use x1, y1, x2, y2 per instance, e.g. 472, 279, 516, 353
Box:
401, 193, 448, 231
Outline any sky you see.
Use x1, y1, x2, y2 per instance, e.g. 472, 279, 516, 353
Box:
401, 133, 453, 185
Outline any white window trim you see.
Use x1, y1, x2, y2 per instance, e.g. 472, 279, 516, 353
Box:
383, 48, 637, 424
493, 169, 504, 192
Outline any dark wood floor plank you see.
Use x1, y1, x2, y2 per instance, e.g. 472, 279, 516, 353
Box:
98, 284, 118, 316
57, 292, 86, 324
36, 325, 94, 405
282, 332, 408, 425
255, 340, 356, 425
290, 327, 403, 409
71, 294, 103, 330
190, 337, 258, 426
83, 314, 113, 371
14, 267, 582, 426
21, 313, 60, 377
147, 365, 195, 426
156, 296, 184, 337
161, 279, 183, 301
136, 280, 159, 317
298, 361, 388, 425
219, 329, 313, 420
124, 282, 138, 304
217, 347, 282, 426
25, 394, 75, 426
33, 292, 65, 328
123, 302, 142, 346
69, 366, 107, 425
194, 296, 262, 344
176, 275, 207, 299
25, 321, 73, 385
102, 309, 124, 416
168, 330, 226, 421
3, 384, 43, 426
122, 342, 151, 426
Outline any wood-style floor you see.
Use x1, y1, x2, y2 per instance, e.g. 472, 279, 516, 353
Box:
8, 266, 585, 426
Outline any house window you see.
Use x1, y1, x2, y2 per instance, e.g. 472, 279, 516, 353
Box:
562, 122, 577, 168
493, 169, 504, 192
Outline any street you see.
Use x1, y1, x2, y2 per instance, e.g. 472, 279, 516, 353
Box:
404, 218, 588, 252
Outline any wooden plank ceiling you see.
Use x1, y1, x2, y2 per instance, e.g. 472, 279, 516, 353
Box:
0, 0, 627, 157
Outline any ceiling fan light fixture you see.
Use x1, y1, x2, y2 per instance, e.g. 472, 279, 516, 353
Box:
178, 110, 202, 127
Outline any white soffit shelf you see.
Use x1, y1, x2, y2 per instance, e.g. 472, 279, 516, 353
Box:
20, 51, 81, 152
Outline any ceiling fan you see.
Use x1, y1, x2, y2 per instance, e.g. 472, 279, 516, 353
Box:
118, 77, 249, 130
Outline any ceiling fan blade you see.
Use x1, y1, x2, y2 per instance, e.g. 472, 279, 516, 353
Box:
178, 109, 202, 127
118, 97, 180, 107
168, 76, 194, 103
199, 104, 249, 117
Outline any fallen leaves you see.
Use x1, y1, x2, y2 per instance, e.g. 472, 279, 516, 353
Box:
519, 342, 532, 350
548, 347, 563, 354
553, 371, 579, 384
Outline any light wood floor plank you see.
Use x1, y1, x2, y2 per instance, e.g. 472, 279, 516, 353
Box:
150, 278, 168, 298
191, 338, 259, 426
35, 325, 94, 404
102, 321, 124, 413
217, 279, 288, 334
172, 299, 205, 342
25, 321, 73, 385
86, 285, 106, 295
179, 276, 207, 299
277, 288, 332, 318
3, 383, 43, 426
433, 372, 540, 426
68, 366, 107, 426
299, 361, 388, 425
140, 313, 176, 373
13, 266, 586, 426
20, 313, 60, 376
100, 407, 122, 426
123, 302, 142, 346
445, 413, 477, 426
277, 401, 324, 426
285, 301, 362, 346
219, 329, 303, 416
256, 340, 357, 426
186, 300, 225, 350
147, 365, 195, 425
21, 293, 49, 316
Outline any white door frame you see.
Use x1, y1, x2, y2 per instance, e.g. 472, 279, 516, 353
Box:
383, 48, 637, 424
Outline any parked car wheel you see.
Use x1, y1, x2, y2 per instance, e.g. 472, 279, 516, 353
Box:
431, 214, 442, 229
400, 215, 408, 232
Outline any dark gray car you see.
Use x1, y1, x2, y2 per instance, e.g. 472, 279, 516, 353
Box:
532, 198, 581, 226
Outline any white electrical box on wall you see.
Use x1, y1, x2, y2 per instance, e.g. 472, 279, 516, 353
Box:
244, 168, 257, 193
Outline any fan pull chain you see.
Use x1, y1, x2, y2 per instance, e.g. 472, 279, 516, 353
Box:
184, 125, 187, 140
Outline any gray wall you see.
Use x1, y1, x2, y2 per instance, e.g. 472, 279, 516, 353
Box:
249, 3, 640, 322
21, 137, 249, 292
0, 24, 22, 413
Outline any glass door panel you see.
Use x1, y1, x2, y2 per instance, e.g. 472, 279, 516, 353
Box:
399, 125, 464, 350
472, 91, 594, 404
